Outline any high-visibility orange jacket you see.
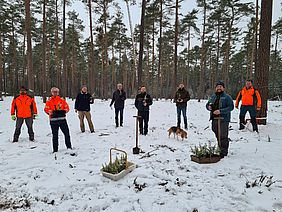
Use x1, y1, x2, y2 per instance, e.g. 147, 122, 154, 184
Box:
235, 86, 262, 108
11, 94, 38, 118
44, 96, 69, 120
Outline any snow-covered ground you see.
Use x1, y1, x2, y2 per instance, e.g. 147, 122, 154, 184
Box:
0, 97, 282, 212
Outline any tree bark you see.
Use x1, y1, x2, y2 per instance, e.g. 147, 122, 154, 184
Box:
172, 0, 179, 97
137, 0, 147, 86
24, 0, 34, 92
197, 0, 206, 102
42, 0, 47, 102
88, 0, 95, 94
62, 0, 67, 97
157, 0, 163, 99
255, 0, 273, 124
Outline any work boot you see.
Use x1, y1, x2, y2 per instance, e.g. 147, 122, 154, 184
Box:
239, 117, 245, 130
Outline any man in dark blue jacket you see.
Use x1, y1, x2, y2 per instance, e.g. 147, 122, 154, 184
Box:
206, 81, 234, 158
74, 86, 95, 133
110, 83, 126, 127
135, 86, 153, 135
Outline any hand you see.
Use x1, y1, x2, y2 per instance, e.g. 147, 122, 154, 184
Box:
143, 102, 147, 106
208, 106, 212, 111
33, 114, 38, 119
49, 110, 53, 115
235, 106, 238, 109
213, 110, 220, 115
75, 109, 77, 113
11, 115, 16, 121
257, 107, 261, 111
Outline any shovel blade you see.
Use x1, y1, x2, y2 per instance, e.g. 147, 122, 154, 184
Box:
133, 147, 140, 154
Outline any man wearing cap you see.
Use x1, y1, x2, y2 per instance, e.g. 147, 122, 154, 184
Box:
206, 81, 234, 158
44, 87, 72, 152
74, 85, 95, 133
11, 86, 38, 142
110, 83, 126, 128
235, 79, 261, 132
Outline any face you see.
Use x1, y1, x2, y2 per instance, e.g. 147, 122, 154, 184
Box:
117, 84, 122, 90
140, 87, 146, 93
20, 89, 27, 95
81, 87, 87, 93
246, 81, 252, 88
51, 89, 59, 97
179, 84, 184, 89
215, 85, 224, 93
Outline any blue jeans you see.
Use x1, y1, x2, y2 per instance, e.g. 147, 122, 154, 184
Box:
177, 106, 187, 128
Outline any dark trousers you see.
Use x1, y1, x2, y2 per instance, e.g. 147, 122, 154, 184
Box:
177, 106, 187, 128
239, 105, 257, 131
212, 119, 229, 156
138, 110, 149, 135
115, 108, 124, 127
50, 120, 72, 152
13, 117, 34, 141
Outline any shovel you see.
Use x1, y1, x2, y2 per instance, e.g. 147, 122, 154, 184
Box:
133, 115, 142, 154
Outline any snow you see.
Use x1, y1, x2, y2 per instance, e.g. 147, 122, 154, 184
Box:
0, 97, 282, 212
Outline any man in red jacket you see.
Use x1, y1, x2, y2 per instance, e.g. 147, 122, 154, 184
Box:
11, 86, 38, 142
44, 87, 72, 153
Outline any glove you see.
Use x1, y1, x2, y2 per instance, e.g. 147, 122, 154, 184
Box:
33, 114, 38, 119
11, 115, 16, 121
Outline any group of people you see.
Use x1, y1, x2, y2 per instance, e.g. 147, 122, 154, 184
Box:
9, 79, 261, 157
206, 79, 262, 158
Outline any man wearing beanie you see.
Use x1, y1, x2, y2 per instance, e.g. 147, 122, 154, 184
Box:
206, 81, 234, 158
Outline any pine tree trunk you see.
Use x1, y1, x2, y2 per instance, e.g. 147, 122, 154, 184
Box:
137, 0, 147, 86
198, 0, 206, 102
55, 0, 60, 89
0, 35, 3, 100
172, 0, 179, 98
255, 0, 273, 125
88, 0, 95, 94
62, 0, 67, 97
125, 0, 137, 93
186, 28, 191, 88
157, 0, 163, 99
42, 0, 47, 102
24, 0, 34, 92
271, 33, 278, 97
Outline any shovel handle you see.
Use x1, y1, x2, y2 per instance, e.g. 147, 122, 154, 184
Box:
110, 148, 128, 168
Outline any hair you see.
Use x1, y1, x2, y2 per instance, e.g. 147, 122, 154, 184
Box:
51, 87, 59, 92
246, 79, 253, 83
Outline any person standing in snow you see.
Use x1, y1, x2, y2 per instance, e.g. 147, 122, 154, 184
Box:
110, 83, 126, 127
74, 85, 95, 133
11, 86, 38, 142
235, 79, 262, 132
44, 87, 72, 153
174, 83, 190, 129
135, 86, 153, 135
206, 81, 234, 158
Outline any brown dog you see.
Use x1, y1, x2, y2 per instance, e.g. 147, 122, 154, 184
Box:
168, 126, 178, 138
176, 128, 188, 141
168, 127, 187, 141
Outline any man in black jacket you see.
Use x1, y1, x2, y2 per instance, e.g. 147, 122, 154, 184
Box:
74, 86, 95, 133
110, 83, 126, 127
174, 83, 190, 129
135, 86, 153, 135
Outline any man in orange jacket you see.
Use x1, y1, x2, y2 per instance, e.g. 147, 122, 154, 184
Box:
44, 87, 72, 153
11, 86, 38, 142
235, 79, 262, 132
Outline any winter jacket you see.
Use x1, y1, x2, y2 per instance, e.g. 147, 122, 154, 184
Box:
110, 90, 126, 108
44, 96, 70, 121
174, 88, 191, 107
206, 92, 234, 122
11, 94, 38, 118
235, 86, 261, 108
135, 92, 153, 112
74, 92, 94, 112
